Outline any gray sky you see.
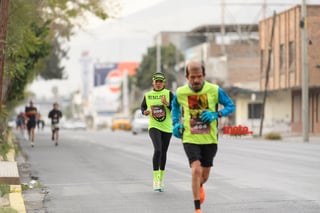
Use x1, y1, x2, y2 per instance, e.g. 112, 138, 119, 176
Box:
29, 0, 319, 98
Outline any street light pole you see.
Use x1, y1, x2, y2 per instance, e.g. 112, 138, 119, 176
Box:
301, 0, 309, 142
156, 33, 161, 73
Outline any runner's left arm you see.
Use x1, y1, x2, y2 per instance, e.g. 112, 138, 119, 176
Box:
218, 87, 235, 117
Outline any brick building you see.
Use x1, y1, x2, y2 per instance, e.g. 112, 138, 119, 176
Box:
259, 5, 320, 134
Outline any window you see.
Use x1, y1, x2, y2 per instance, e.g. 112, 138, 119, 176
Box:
270, 49, 274, 74
280, 44, 285, 73
318, 93, 320, 122
289, 41, 295, 71
260, 49, 264, 73
248, 103, 262, 119
292, 94, 301, 122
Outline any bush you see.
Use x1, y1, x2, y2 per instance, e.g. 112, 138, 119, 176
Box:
0, 184, 10, 197
264, 132, 282, 140
0, 207, 19, 213
0, 142, 11, 161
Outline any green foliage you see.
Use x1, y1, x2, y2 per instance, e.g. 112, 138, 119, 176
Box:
5, 21, 51, 103
40, 40, 66, 79
136, 43, 184, 91
0, 207, 19, 213
0, 142, 11, 161
0, 105, 9, 147
264, 132, 282, 140
42, 0, 110, 40
0, 184, 10, 197
21, 184, 30, 191
3, 0, 115, 105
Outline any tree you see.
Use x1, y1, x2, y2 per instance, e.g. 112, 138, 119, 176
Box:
3, 0, 118, 104
1, 0, 118, 136
38, 0, 120, 79
136, 43, 184, 91
40, 39, 67, 79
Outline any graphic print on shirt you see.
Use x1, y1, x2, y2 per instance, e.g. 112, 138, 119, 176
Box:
52, 112, 59, 124
188, 94, 210, 134
151, 105, 166, 122
25, 107, 37, 122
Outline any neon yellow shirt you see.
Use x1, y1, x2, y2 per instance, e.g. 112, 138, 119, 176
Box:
176, 82, 219, 144
145, 89, 172, 133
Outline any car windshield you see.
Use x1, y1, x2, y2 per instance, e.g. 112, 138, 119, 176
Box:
113, 115, 130, 120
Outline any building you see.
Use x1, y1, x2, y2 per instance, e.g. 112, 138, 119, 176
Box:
259, 4, 320, 134
170, 24, 262, 133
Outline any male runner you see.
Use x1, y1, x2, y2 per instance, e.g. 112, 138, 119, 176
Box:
25, 100, 38, 147
48, 102, 63, 146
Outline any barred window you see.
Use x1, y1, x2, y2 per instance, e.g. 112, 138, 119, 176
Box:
289, 41, 295, 71
248, 103, 262, 119
280, 44, 285, 73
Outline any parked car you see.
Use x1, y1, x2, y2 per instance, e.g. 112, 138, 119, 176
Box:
111, 114, 132, 131
131, 109, 149, 135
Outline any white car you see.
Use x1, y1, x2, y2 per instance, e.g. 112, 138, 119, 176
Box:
131, 109, 149, 135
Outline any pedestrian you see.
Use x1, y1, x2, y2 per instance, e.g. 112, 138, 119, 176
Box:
48, 102, 63, 146
25, 100, 38, 147
16, 112, 25, 133
36, 113, 45, 131
171, 61, 235, 213
141, 72, 174, 192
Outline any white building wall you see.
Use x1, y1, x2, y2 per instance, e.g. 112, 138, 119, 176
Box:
263, 90, 292, 134
234, 90, 291, 135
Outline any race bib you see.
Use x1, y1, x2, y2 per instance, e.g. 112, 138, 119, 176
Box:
151, 105, 166, 122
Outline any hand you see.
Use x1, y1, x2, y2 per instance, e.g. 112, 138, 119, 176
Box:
161, 96, 169, 106
200, 111, 218, 123
143, 110, 150, 115
173, 123, 183, 138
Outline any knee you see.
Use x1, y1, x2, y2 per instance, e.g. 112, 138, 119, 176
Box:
201, 168, 211, 183
191, 161, 202, 177
154, 150, 161, 156
202, 175, 209, 183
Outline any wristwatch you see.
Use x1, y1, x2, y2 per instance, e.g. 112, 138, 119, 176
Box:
218, 111, 222, 118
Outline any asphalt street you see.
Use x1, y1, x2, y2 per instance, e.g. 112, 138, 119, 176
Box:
15, 128, 320, 213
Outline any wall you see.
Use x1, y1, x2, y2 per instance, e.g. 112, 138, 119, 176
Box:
234, 90, 291, 135
259, 5, 320, 90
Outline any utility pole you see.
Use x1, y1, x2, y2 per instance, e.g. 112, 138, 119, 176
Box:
301, 0, 309, 142
262, 0, 267, 20
259, 11, 276, 137
122, 69, 129, 115
79, 51, 91, 107
0, 0, 9, 107
156, 33, 161, 73
220, 0, 226, 55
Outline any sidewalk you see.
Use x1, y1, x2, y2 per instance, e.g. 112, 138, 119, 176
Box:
0, 131, 26, 213
262, 134, 320, 143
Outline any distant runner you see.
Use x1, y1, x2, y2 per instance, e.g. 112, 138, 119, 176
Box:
48, 102, 63, 146
36, 112, 45, 131
16, 112, 26, 134
25, 100, 38, 147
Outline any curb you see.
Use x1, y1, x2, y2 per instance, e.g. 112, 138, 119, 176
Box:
9, 185, 26, 213
7, 131, 26, 213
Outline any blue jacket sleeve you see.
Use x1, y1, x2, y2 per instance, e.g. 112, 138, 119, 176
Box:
218, 87, 235, 116
171, 94, 181, 124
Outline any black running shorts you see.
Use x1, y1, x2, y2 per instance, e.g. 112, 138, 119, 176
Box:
183, 143, 218, 167
27, 120, 36, 130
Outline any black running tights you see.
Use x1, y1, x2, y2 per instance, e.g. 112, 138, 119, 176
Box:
149, 128, 172, 171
